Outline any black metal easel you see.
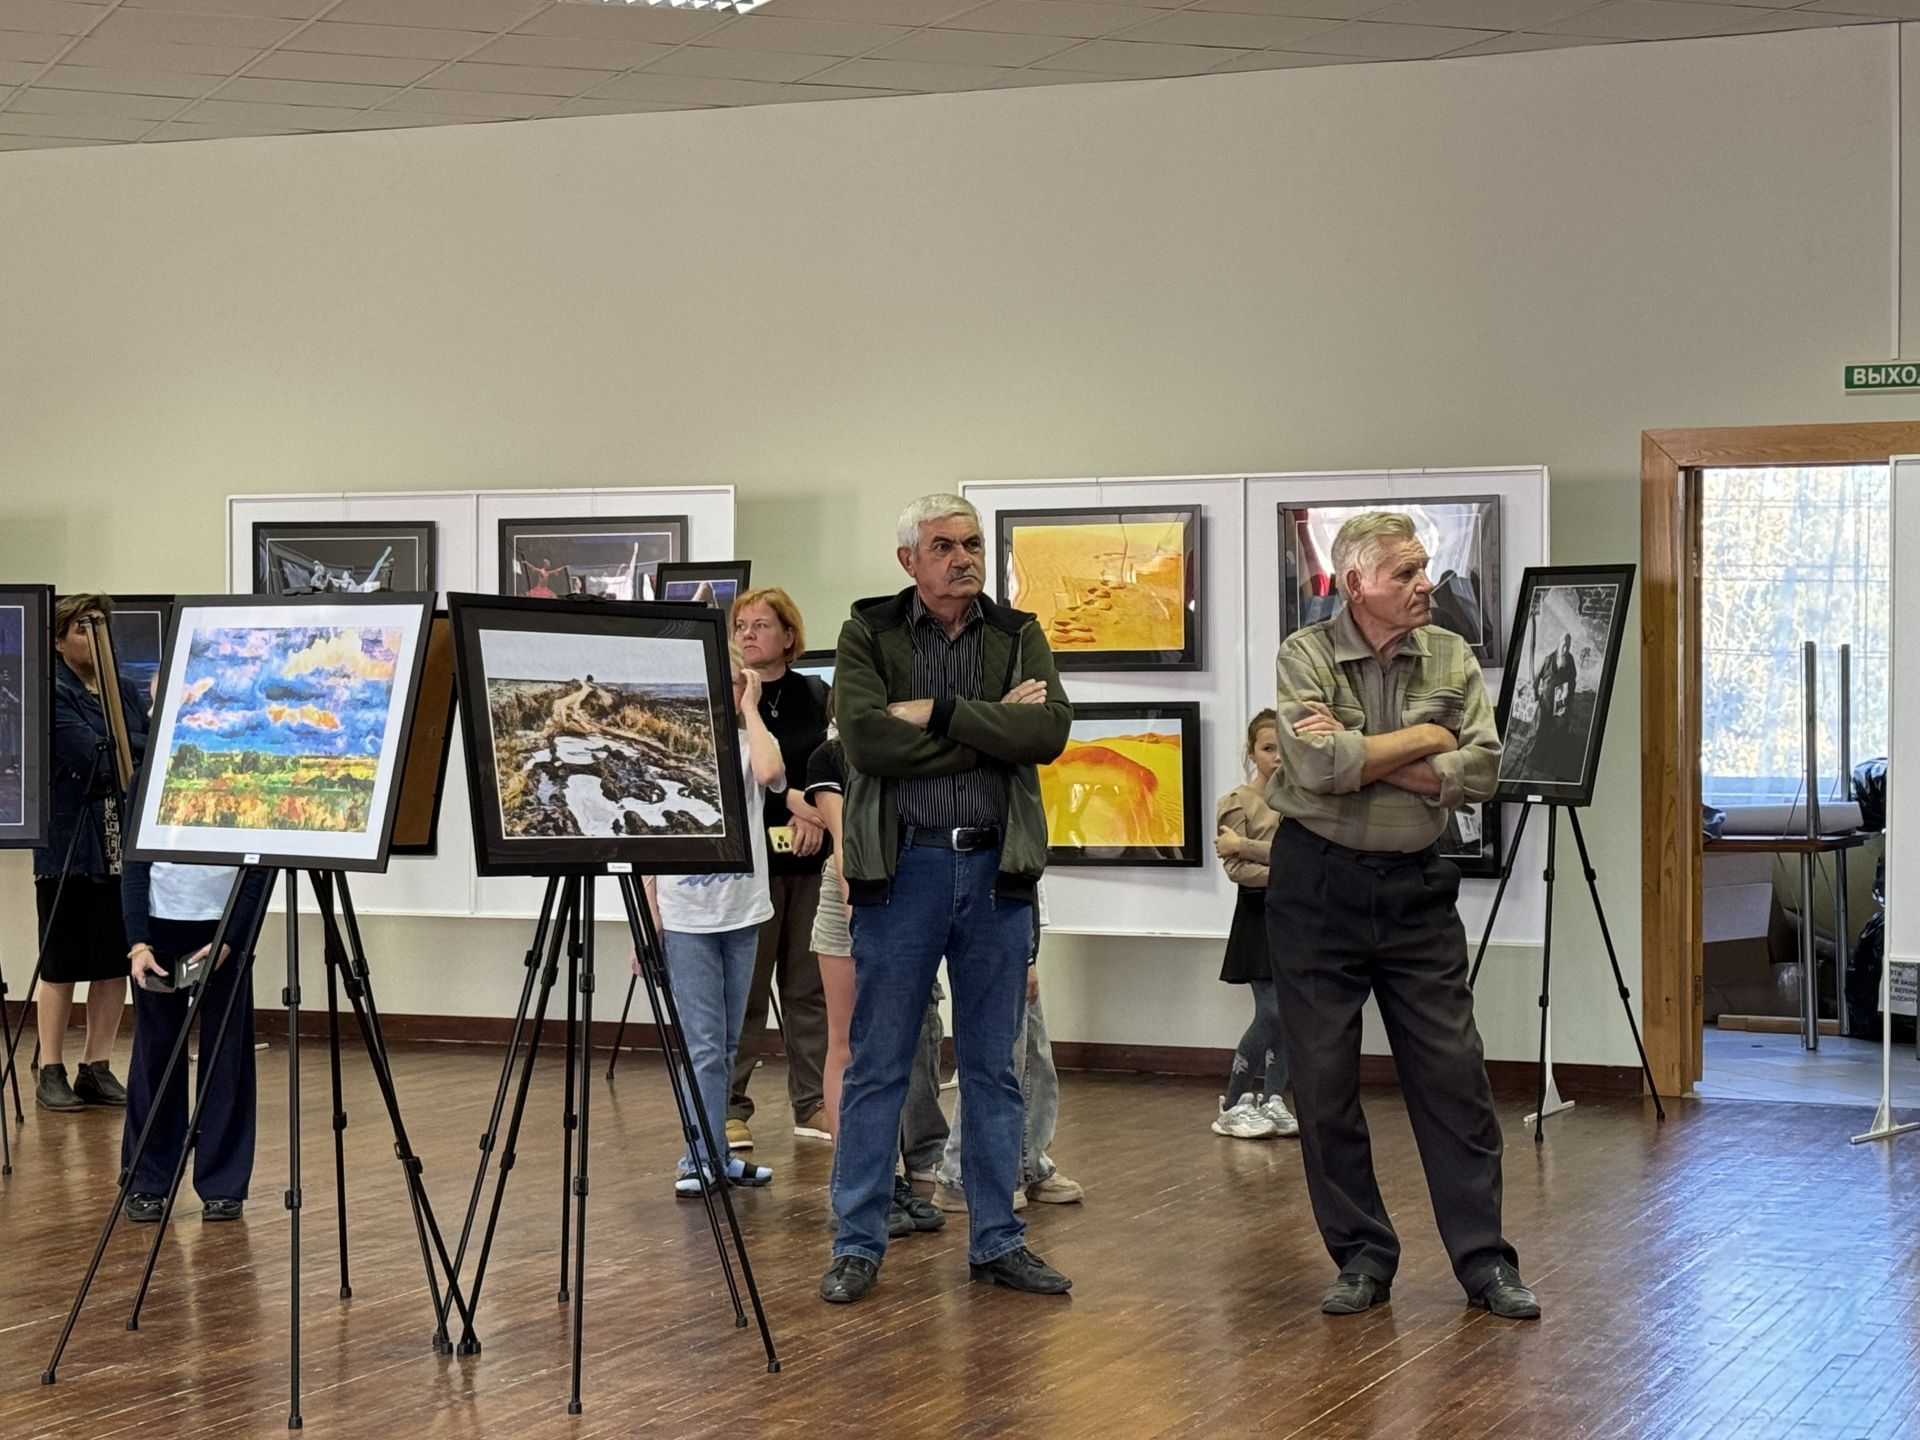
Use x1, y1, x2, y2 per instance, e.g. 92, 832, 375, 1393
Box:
1468, 799, 1667, 1143
438, 870, 777, 1415
43, 868, 472, 1431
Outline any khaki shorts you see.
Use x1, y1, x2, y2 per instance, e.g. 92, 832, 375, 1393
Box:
810, 856, 853, 956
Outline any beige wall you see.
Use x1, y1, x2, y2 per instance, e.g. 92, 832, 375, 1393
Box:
3, 22, 1916, 1070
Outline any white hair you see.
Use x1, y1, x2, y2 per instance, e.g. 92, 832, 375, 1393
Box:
1330, 512, 1419, 597
896, 493, 982, 552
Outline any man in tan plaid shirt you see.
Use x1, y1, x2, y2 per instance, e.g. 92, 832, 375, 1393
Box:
1265, 511, 1540, 1323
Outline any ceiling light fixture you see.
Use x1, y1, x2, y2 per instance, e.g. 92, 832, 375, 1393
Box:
558, 0, 771, 11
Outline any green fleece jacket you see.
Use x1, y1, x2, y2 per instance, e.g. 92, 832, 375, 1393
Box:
834, 586, 1072, 904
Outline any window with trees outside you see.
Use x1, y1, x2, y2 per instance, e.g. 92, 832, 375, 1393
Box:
1699, 464, 1889, 808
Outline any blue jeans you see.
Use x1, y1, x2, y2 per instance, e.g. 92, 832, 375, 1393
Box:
936, 990, 1059, 1190
662, 926, 760, 1172
831, 843, 1031, 1267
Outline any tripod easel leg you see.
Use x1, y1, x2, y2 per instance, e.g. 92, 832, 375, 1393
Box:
1469, 802, 1535, 991
1565, 811, 1666, 1121
0, 963, 16, 1172
286, 872, 305, 1431
321, 892, 352, 1302
565, 878, 597, 1415
43, 867, 262, 1384
605, 972, 638, 1080
559, 898, 579, 1304
619, 876, 778, 1369
1533, 810, 1559, 1146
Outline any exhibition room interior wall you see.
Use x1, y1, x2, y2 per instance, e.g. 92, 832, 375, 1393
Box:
3, 21, 1917, 1073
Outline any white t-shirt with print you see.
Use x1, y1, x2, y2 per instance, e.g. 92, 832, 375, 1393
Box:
657, 740, 785, 935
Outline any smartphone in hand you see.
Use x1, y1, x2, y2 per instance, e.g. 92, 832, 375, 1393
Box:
768, 825, 796, 854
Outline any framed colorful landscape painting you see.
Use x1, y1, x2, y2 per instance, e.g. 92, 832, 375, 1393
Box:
126, 593, 435, 871
0, 585, 53, 849
449, 593, 751, 877
1038, 702, 1202, 866
498, 516, 685, 601
253, 521, 436, 596
997, 506, 1200, 671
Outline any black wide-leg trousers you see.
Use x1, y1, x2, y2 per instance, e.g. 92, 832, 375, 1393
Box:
1266, 819, 1519, 1294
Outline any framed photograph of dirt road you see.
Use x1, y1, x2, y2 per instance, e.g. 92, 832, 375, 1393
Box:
448, 593, 751, 877
997, 506, 1201, 671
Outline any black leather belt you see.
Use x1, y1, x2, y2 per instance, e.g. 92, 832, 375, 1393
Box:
902, 825, 1001, 852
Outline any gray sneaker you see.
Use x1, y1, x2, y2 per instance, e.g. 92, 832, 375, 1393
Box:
35, 1063, 85, 1113
75, 1061, 128, 1107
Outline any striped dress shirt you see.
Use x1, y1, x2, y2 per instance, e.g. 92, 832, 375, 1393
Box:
896, 593, 1006, 830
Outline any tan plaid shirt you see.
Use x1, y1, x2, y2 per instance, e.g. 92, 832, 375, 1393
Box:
1265, 605, 1500, 853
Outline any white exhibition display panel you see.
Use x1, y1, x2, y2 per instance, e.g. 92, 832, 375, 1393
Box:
966, 468, 1550, 943
227, 486, 735, 920
1887, 458, 1917, 1012
965, 477, 1247, 938
1245, 468, 1550, 947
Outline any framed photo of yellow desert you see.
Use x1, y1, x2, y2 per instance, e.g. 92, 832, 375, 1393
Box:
997, 506, 1201, 670
1039, 702, 1202, 867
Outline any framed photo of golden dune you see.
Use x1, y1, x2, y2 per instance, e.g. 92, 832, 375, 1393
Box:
997, 506, 1201, 670
1039, 702, 1202, 867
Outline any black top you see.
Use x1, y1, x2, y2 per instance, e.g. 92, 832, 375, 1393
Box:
35, 662, 151, 881
896, 593, 1005, 831
758, 668, 831, 876
805, 738, 844, 802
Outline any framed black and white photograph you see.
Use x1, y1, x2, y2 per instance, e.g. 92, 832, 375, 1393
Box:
0, 585, 53, 848
1280, 496, 1503, 663
792, 649, 835, 689
997, 506, 1201, 670
448, 593, 751, 877
1039, 701, 1203, 866
127, 592, 436, 871
1492, 564, 1636, 805
1439, 799, 1504, 879
254, 521, 436, 596
650, 560, 751, 613
498, 515, 686, 601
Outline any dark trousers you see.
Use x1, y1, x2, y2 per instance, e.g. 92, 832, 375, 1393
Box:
1265, 821, 1518, 1293
122, 917, 257, 1203
729, 871, 828, 1126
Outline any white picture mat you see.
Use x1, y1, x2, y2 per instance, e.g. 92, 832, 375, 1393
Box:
965, 476, 1246, 938
135, 600, 425, 866
228, 486, 735, 918
966, 467, 1549, 943
1887, 457, 1917, 1011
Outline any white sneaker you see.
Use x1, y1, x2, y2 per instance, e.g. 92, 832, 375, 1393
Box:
1211, 1096, 1277, 1139
1259, 1093, 1300, 1138
793, 1124, 833, 1142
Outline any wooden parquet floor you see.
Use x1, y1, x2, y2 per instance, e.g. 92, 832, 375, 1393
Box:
0, 1039, 1916, 1439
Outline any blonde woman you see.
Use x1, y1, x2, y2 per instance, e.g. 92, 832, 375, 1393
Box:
1212, 709, 1297, 1140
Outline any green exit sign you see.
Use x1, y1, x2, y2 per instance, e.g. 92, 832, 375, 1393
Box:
1845, 362, 1920, 391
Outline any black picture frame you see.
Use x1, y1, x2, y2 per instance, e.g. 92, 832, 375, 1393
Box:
650, 560, 751, 614
127, 592, 437, 871
996, 506, 1202, 671
448, 592, 751, 878
253, 521, 437, 596
1492, 564, 1637, 806
498, 515, 687, 601
0, 585, 53, 849
1279, 495, 1503, 663
1040, 701, 1203, 867
389, 611, 458, 857
792, 649, 836, 689
106, 594, 172, 703
1440, 798, 1505, 879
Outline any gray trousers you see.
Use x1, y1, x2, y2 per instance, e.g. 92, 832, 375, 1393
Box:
936, 990, 1058, 1190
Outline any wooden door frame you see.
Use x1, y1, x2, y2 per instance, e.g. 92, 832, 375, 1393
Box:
1640, 423, 1920, 1096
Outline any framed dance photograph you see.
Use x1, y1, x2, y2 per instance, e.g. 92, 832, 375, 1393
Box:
0, 585, 53, 849
389, 612, 458, 856
127, 593, 435, 871
1439, 799, 1504, 879
1039, 701, 1203, 867
997, 506, 1201, 671
1492, 564, 1636, 806
649, 560, 751, 613
449, 593, 751, 877
1279, 496, 1503, 663
498, 515, 686, 601
254, 521, 436, 596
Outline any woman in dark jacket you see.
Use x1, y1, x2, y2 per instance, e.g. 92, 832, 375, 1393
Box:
31, 593, 150, 1113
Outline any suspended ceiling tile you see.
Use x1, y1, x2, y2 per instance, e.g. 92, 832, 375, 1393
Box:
0, 1, 107, 38
146, 118, 303, 138
1044, 37, 1258, 72
0, 131, 95, 146
1798, 0, 1920, 13
770, 0, 984, 21
805, 55, 1013, 89
9, 83, 183, 117
1719, 10, 1890, 29
87, 8, 302, 48
121, 0, 334, 18
364, 86, 548, 117
511, 5, 729, 42
766, 81, 909, 100
182, 95, 363, 126
643, 46, 841, 82
1207, 48, 1375, 67
0, 29, 77, 62
0, 56, 42, 83
944, 2, 1172, 39
0, 109, 153, 138
416, 61, 618, 97
975, 65, 1136, 85
59, 35, 259, 72
1279, 19, 1497, 54
1187, 0, 1400, 16
35, 61, 219, 94
587, 70, 794, 105
219, 75, 408, 107
331, 106, 508, 128
244, 49, 445, 85
280, 21, 485, 60
1363, 0, 1608, 26
872, 27, 1083, 66
1534, 1, 1779, 40
1107, 10, 1349, 45
1439, 30, 1622, 55
695, 15, 917, 55
324, 0, 542, 31
461, 32, 675, 70
546, 95, 705, 115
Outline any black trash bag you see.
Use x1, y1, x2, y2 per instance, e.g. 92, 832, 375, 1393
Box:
1701, 803, 1726, 842
1846, 912, 1916, 1043
1853, 756, 1888, 832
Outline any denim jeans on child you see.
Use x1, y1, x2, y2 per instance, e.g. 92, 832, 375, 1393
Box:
662, 925, 760, 1172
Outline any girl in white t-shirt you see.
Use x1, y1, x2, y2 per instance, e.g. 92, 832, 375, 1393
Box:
644, 666, 787, 1196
